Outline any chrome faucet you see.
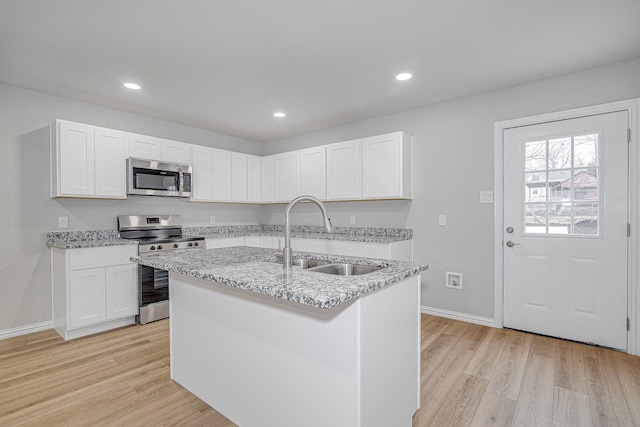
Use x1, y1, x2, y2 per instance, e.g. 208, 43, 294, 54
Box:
283, 195, 332, 274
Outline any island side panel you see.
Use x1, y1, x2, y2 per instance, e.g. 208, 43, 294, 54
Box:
358, 275, 421, 425
169, 273, 359, 427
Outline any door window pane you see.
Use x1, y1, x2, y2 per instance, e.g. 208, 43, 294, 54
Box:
522, 132, 601, 236
525, 172, 546, 202
525, 141, 547, 171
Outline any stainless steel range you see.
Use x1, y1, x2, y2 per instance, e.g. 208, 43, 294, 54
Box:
117, 214, 204, 324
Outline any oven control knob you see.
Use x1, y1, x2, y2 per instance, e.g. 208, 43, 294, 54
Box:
193, 242, 199, 247
187, 242, 192, 247
158, 245, 163, 250
173, 243, 179, 248
150, 245, 156, 251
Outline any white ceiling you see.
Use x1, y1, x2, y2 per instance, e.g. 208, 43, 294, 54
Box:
1, 1, 639, 142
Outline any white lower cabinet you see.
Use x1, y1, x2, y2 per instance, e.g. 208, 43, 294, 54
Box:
205, 235, 412, 261
205, 237, 246, 249
290, 238, 324, 253
324, 239, 413, 261
52, 245, 138, 340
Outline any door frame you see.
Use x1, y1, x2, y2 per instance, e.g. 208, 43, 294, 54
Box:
494, 98, 640, 355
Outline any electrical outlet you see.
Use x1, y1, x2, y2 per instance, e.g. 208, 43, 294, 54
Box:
446, 272, 463, 289
350, 215, 356, 225
210, 216, 216, 224
480, 191, 494, 204
438, 214, 446, 226
58, 216, 69, 229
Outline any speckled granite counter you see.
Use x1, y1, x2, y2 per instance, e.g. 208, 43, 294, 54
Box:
132, 246, 427, 309
46, 230, 138, 249
46, 225, 412, 249
186, 225, 413, 244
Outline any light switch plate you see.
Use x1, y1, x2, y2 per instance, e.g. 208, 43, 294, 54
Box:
438, 214, 446, 226
210, 216, 216, 224
58, 216, 69, 229
350, 215, 356, 225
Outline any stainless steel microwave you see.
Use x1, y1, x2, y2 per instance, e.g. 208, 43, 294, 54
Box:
127, 158, 192, 197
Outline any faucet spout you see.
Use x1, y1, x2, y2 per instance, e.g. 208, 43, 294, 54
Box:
283, 195, 332, 274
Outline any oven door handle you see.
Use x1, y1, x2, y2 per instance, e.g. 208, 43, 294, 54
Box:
154, 282, 169, 290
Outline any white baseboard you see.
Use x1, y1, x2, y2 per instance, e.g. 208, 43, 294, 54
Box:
0, 320, 53, 340
421, 305, 496, 328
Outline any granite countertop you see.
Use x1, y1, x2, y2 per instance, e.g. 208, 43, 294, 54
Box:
132, 246, 428, 309
46, 225, 413, 249
46, 230, 138, 249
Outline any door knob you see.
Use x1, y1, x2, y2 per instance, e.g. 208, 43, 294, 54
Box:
506, 240, 520, 247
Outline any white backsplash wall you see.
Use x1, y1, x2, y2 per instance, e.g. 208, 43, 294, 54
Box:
264, 58, 640, 321
258, 200, 412, 229
0, 82, 263, 333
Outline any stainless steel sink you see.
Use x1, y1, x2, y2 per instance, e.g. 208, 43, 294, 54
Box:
307, 263, 383, 276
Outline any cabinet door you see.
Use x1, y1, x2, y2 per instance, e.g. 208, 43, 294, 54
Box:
94, 127, 128, 198
247, 155, 262, 203
211, 148, 232, 201
299, 146, 327, 199
362, 132, 412, 199
191, 146, 214, 201
261, 156, 275, 202
244, 236, 261, 247
162, 140, 192, 164
231, 153, 248, 202
128, 133, 163, 161
327, 140, 362, 200
58, 121, 95, 196
105, 264, 138, 320
69, 268, 106, 329
274, 152, 299, 201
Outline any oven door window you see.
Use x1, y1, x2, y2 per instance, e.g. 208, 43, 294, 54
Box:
133, 168, 180, 192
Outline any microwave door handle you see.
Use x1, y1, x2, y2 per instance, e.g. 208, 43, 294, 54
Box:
178, 170, 184, 192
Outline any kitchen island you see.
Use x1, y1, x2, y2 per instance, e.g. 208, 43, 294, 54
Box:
134, 246, 427, 427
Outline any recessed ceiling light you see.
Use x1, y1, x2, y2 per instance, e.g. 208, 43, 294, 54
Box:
273, 112, 286, 118
395, 73, 412, 81
123, 82, 141, 90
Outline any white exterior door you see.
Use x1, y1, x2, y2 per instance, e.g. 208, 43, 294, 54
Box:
503, 111, 629, 350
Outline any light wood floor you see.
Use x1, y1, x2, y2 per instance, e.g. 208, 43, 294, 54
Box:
1, 315, 639, 426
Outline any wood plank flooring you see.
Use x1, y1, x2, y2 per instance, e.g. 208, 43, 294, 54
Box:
1, 315, 639, 426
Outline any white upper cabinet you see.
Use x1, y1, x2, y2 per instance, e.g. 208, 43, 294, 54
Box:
162, 140, 192, 164
94, 127, 128, 197
298, 146, 327, 200
260, 155, 275, 202
53, 120, 127, 199
326, 139, 362, 200
129, 133, 192, 164
247, 155, 262, 203
362, 132, 412, 199
52, 119, 413, 203
274, 147, 327, 202
191, 146, 232, 202
211, 148, 232, 201
231, 153, 248, 202
128, 133, 163, 161
191, 145, 215, 201
274, 151, 299, 202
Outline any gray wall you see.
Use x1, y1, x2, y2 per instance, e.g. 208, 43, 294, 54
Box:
0, 83, 264, 331
262, 58, 640, 319
2, 57, 639, 333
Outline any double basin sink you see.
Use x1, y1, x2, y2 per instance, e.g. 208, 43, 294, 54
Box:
290, 258, 383, 276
